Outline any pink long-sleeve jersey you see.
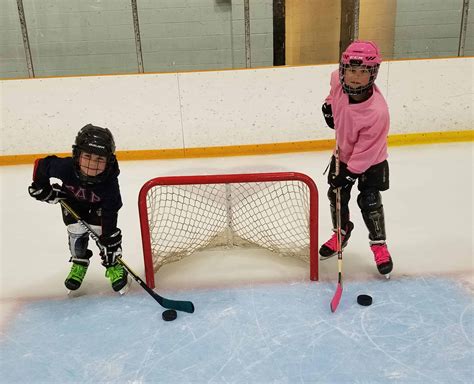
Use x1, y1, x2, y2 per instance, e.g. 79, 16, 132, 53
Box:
325, 70, 390, 174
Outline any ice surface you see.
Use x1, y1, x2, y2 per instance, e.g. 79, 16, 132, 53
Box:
0, 142, 473, 383
1, 279, 472, 383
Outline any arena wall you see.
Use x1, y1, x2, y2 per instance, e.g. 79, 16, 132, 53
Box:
1, 57, 472, 165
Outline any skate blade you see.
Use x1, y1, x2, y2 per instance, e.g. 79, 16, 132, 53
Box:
118, 276, 132, 296
319, 246, 348, 261
66, 288, 83, 298
385, 273, 391, 279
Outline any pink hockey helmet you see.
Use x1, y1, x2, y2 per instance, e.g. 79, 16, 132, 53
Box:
339, 40, 382, 95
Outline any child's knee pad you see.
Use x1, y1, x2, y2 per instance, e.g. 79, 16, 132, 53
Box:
67, 223, 89, 258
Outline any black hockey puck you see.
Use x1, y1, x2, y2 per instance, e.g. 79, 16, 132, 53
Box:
357, 294, 373, 306
162, 309, 177, 321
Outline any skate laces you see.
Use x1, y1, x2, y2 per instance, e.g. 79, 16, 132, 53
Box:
68, 263, 87, 281
324, 229, 347, 251
371, 244, 390, 265
105, 264, 124, 283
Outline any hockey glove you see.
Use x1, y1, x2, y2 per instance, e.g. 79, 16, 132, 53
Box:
330, 168, 360, 189
99, 229, 122, 267
28, 182, 67, 204
322, 103, 334, 129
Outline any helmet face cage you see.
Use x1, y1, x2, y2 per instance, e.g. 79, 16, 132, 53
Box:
339, 40, 381, 95
72, 124, 116, 185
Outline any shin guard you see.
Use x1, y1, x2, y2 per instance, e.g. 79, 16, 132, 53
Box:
357, 190, 386, 241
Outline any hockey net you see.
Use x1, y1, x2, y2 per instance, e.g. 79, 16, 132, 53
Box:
138, 172, 319, 288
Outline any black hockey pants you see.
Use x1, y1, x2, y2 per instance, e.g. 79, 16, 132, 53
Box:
327, 157, 389, 242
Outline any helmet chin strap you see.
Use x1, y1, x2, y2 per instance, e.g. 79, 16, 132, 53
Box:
346, 88, 373, 104
342, 82, 372, 96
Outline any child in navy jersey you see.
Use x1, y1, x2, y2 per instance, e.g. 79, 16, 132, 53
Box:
28, 124, 129, 292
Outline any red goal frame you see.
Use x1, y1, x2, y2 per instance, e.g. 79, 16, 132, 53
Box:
138, 172, 319, 288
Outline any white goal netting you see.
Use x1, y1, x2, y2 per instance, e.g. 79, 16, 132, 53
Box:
139, 173, 319, 286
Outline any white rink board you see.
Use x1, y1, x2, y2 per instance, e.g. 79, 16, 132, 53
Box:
1, 73, 182, 155
387, 59, 473, 134
178, 65, 335, 147
1, 58, 472, 156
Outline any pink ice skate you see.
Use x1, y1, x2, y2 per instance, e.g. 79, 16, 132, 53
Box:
319, 222, 354, 260
370, 241, 393, 278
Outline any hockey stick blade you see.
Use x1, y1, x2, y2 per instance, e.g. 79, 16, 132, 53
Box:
59, 201, 195, 314
330, 281, 343, 313
330, 256, 344, 312
145, 284, 195, 313
118, 258, 195, 313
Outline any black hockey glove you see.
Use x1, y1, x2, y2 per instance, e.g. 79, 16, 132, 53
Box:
330, 168, 360, 189
28, 182, 67, 204
99, 229, 122, 267
322, 102, 334, 129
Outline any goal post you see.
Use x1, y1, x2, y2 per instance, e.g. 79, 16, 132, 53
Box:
138, 172, 319, 288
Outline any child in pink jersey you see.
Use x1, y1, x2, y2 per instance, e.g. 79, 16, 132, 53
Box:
319, 40, 393, 276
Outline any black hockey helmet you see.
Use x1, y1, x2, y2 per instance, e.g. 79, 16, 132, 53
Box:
72, 124, 116, 185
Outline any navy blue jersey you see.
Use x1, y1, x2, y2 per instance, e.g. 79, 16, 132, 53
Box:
32, 156, 122, 235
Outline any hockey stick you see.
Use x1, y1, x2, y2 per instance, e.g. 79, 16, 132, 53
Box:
59, 200, 195, 313
330, 146, 343, 313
